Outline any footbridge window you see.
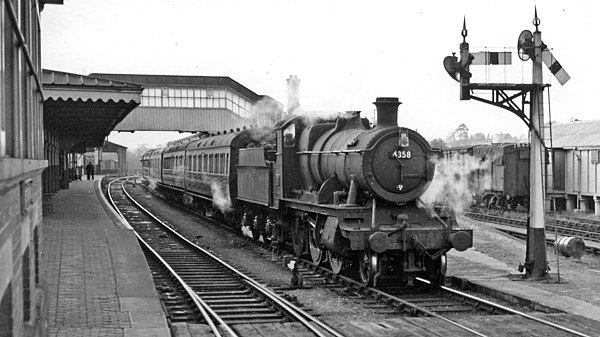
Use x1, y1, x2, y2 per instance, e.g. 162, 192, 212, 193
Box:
141, 87, 252, 119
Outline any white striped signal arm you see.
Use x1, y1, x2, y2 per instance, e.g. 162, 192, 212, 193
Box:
470, 51, 512, 65
541, 49, 570, 85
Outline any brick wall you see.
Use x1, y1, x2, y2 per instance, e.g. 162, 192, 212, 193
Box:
0, 284, 12, 337
0, 174, 43, 337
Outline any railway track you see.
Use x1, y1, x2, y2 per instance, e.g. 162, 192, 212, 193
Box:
107, 177, 344, 337
115, 177, 595, 337
463, 210, 600, 255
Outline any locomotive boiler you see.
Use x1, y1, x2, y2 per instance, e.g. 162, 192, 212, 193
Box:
142, 96, 473, 287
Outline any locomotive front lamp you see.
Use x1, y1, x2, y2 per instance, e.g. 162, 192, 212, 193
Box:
399, 129, 410, 148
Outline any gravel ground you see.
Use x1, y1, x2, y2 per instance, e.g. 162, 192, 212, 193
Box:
448, 215, 600, 307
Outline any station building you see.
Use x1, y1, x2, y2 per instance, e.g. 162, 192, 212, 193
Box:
78, 141, 128, 178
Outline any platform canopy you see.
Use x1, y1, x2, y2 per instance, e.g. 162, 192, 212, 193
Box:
42, 69, 143, 152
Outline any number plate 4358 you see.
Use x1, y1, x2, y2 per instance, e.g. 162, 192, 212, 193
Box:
390, 150, 412, 159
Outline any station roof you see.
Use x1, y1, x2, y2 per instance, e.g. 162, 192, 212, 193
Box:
551, 120, 600, 149
43, 69, 143, 152
88, 73, 262, 101
103, 141, 127, 151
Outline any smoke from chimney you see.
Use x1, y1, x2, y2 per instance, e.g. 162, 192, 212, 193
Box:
286, 75, 301, 114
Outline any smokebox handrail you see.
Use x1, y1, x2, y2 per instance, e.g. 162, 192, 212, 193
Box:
295, 149, 373, 155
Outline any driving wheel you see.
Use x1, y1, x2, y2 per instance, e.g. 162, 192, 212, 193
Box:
359, 250, 377, 286
328, 251, 344, 274
309, 220, 324, 264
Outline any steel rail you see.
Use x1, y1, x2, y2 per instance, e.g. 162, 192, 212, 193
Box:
417, 277, 592, 337
463, 211, 600, 242
136, 233, 232, 337
138, 184, 502, 336
108, 178, 232, 337
363, 286, 488, 337
270, 255, 487, 336
118, 178, 342, 337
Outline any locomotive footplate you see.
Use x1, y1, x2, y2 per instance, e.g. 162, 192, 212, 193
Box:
279, 199, 473, 255
339, 227, 473, 253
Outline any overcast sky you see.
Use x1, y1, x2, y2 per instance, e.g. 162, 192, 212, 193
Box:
41, 0, 598, 150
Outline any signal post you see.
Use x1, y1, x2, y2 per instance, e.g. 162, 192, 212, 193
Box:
444, 9, 569, 279
527, 18, 547, 278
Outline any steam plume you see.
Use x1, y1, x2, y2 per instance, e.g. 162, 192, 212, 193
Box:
210, 180, 232, 212
421, 153, 490, 213
293, 107, 347, 126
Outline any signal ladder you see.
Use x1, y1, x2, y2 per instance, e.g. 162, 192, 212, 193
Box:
538, 87, 555, 212
538, 86, 564, 281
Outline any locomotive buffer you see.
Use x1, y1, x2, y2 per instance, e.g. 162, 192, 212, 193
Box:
443, 9, 570, 279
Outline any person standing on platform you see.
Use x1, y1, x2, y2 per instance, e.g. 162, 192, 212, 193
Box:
85, 162, 95, 180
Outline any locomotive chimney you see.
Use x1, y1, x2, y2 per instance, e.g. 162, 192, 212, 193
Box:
373, 97, 401, 128
286, 75, 301, 115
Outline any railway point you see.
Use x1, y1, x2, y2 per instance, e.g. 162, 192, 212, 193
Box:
40, 177, 169, 336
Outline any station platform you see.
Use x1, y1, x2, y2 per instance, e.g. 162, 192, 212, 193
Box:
40, 177, 170, 337
447, 215, 600, 324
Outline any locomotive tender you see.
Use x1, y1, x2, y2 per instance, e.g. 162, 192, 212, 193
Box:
141, 97, 473, 286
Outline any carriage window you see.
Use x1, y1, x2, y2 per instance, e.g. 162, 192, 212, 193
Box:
283, 124, 295, 147
226, 153, 229, 174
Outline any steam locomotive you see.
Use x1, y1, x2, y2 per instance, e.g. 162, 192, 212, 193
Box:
141, 97, 473, 287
